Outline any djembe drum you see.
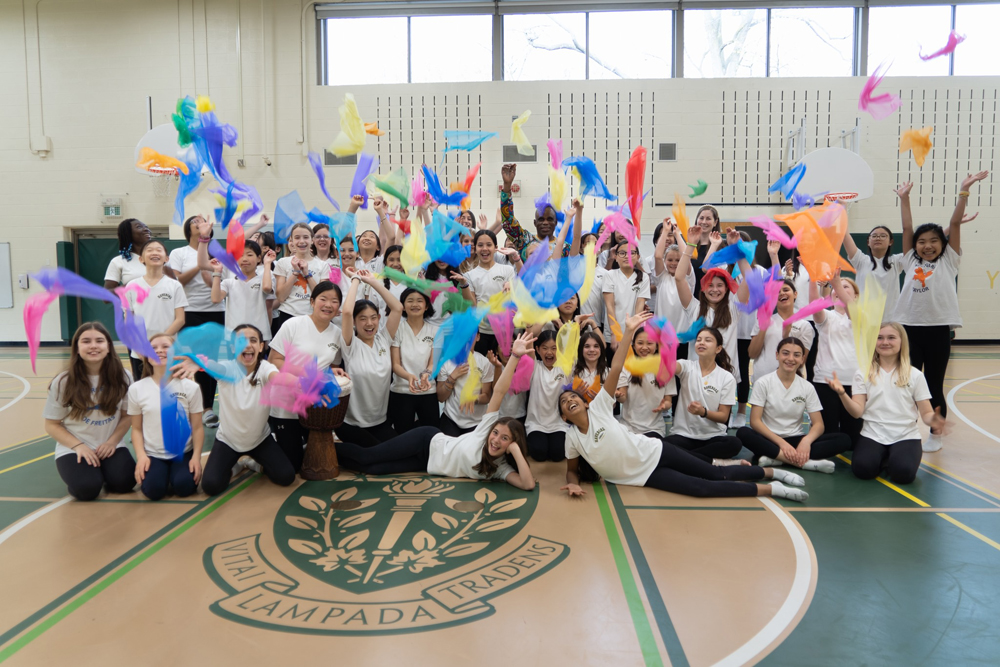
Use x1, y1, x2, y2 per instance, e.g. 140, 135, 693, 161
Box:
299, 376, 352, 480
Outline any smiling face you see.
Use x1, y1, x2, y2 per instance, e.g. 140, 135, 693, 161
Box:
290, 226, 313, 256
475, 235, 496, 263
915, 229, 944, 261
633, 330, 657, 358
311, 289, 341, 323
776, 342, 804, 374
238, 247, 260, 274
385, 249, 402, 272
704, 276, 728, 305
403, 292, 428, 319
339, 241, 357, 266
140, 241, 166, 267
777, 283, 797, 309
458, 211, 475, 229
696, 209, 718, 235
536, 339, 557, 369
313, 228, 331, 256
77, 328, 110, 366
876, 325, 902, 358
665, 248, 681, 276
868, 227, 891, 254
358, 230, 379, 253
534, 206, 557, 239
558, 294, 578, 318
354, 304, 380, 341
582, 337, 603, 364
150, 335, 172, 365
235, 327, 263, 369
693, 329, 720, 358
486, 423, 514, 457
559, 390, 586, 421
130, 219, 152, 248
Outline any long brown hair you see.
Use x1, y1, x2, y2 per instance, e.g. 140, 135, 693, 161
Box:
696, 326, 735, 375
50, 322, 130, 420
473, 417, 528, 480
698, 277, 734, 330
574, 331, 607, 378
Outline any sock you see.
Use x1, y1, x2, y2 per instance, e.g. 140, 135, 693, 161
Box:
769, 480, 809, 503
770, 468, 805, 487
801, 459, 836, 474
758, 456, 783, 467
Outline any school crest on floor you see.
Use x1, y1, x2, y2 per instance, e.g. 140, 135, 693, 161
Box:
203, 475, 568, 635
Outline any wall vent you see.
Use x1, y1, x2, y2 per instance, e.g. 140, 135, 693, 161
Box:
502, 145, 537, 163
658, 143, 677, 161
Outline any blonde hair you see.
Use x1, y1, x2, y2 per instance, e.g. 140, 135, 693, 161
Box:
867, 322, 911, 387
840, 277, 860, 298
141, 333, 175, 380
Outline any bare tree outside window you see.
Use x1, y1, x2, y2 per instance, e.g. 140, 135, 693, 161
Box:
685, 9, 767, 78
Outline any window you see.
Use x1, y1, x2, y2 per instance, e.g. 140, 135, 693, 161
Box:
954, 3, 1000, 75
769, 7, 854, 77
504, 13, 587, 81
325, 17, 409, 85
684, 9, 767, 78
411, 16, 493, 83
587, 11, 672, 80
867, 5, 951, 77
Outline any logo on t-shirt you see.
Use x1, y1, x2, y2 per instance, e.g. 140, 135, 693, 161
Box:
157, 293, 172, 300
912, 267, 933, 291
492, 275, 506, 283
377, 347, 386, 357
594, 427, 606, 442
328, 342, 340, 351
791, 396, 806, 404
251, 283, 261, 291
703, 384, 720, 394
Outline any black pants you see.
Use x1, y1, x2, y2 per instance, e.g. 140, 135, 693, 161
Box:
664, 433, 743, 461
813, 381, 863, 445
141, 450, 196, 501
269, 417, 309, 473
55, 448, 136, 501
474, 333, 499, 356
336, 426, 439, 475
736, 427, 851, 462
904, 324, 950, 418
851, 436, 922, 484
805, 321, 819, 382
527, 431, 566, 462
439, 413, 475, 438
643, 443, 765, 497
129, 357, 145, 381
183, 311, 226, 411
389, 392, 440, 434
736, 338, 752, 404
271, 310, 295, 340
335, 421, 398, 448
201, 436, 295, 496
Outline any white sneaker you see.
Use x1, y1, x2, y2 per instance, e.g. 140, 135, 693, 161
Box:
769, 480, 808, 503
758, 456, 783, 468
202, 409, 220, 428
770, 468, 805, 487
922, 433, 943, 453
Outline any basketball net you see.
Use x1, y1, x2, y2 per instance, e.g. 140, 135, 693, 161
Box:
824, 192, 858, 213
148, 166, 179, 198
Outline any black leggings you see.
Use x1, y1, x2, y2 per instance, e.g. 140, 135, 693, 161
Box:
851, 436, 922, 484
55, 448, 136, 501
129, 357, 145, 382
183, 311, 226, 410
804, 321, 819, 382
439, 413, 475, 438
269, 417, 308, 473
336, 426, 439, 475
201, 436, 296, 496
904, 324, 950, 418
335, 421, 398, 448
527, 431, 566, 462
736, 338, 752, 404
736, 427, 851, 462
813, 381, 863, 445
141, 451, 196, 501
271, 310, 295, 340
389, 392, 440, 434
643, 443, 765, 497
663, 433, 743, 461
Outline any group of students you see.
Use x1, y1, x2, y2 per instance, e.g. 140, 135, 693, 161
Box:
44, 164, 987, 503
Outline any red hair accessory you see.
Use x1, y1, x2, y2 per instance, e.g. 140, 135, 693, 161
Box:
700, 268, 738, 294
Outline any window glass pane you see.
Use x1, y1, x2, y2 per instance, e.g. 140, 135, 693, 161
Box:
411, 16, 493, 83
588, 11, 672, 79
867, 6, 951, 77
504, 13, 586, 81
325, 17, 408, 85
954, 4, 1000, 76
769, 8, 854, 77
684, 9, 766, 78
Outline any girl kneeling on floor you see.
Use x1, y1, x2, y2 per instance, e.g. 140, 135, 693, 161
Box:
559, 313, 808, 502
736, 338, 852, 473
172, 324, 295, 496
335, 334, 537, 490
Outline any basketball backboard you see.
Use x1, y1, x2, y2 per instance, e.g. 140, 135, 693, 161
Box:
133, 123, 182, 175
795, 147, 874, 200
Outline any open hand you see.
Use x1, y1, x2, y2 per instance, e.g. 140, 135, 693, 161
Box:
561, 483, 586, 498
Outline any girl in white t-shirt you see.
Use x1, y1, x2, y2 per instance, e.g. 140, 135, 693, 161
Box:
662, 327, 744, 463
747, 279, 815, 382
829, 323, 945, 484
103, 218, 152, 291
810, 271, 862, 444
559, 313, 807, 501
652, 219, 695, 332
389, 289, 440, 433
199, 235, 275, 342
273, 222, 328, 336
572, 331, 607, 404
338, 269, 403, 446
336, 334, 537, 491
437, 340, 495, 437
44, 322, 135, 501
737, 338, 851, 473
615, 326, 676, 438
423, 260, 475, 328
467, 230, 517, 355
843, 225, 903, 321
127, 240, 187, 381
127, 334, 204, 500
602, 242, 651, 354
893, 171, 988, 452
173, 324, 295, 495
370, 245, 407, 316
579, 233, 608, 334
523, 330, 570, 462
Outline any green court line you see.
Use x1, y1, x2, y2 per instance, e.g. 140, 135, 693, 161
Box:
624, 505, 765, 511
0, 476, 255, 662
593, 482, 665, 667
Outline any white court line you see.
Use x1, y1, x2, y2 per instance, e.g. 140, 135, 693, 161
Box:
712, 497, 814, 667
0, 497, 72, 548
946, 372, 1000, 445
0, 371, 30, 413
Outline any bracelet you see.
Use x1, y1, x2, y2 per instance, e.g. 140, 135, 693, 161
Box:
958, 191, 970, 197
686, 241, 698, 248
72, 442, 87, 450
703, 407, 708, 418
211, 272, 222, 278
199, 236, 212, 243
459, 283, 470, 289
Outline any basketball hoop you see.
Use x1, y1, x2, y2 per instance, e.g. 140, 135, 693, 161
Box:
824, 192, 858, 211
147, 166, 179, 198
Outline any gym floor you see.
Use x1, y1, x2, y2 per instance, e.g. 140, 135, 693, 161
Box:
0, 347, 998, 666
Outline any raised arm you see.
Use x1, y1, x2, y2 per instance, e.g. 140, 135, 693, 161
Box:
569, 199, 583, 257
552, 202, 574, 261
675, 225, 700, 308
948, 171, 989, 254
828, 372, 866, 419
500, 164, 534, 261
897, 182, 915, 254
809, 278, 827, 325
373, 197, 394, 257
830, 268, 855, 309
605, 311, 654, 396
653, 218, 672, 276
842, 227, 860, 259
341, 270, 362, 346
725, 228, 752, 304
487, 332, 534, 413
242, 213, 270, 240
357, 269, 403, 339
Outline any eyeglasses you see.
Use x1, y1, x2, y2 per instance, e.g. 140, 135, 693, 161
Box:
869, 234, 890, 240
616, 250, 639, 257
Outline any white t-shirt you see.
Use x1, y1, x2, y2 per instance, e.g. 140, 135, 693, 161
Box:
602, 269, 651, 342
467, 264, 516, 333
127, 276, 188, 359
268, 315, 344, 420
427, 411, 515, 481
127, 377, 203, 459
791, 266, 811, 312
565, 389, 662, 486
681, 299, 742, 383
104, 254, 146, 287
342, 329, 393, 427
617, 371, 677, 437
813, 310, 858, 386
736, 265, 769, 339
499, 391, 527, 420
273, 256, 329, 317
216, 360, 279, 452
426, 278, 457, 328
750, 313, 816, 381
669, 359, 737, 439
391, 321, 439, 395
369, 280, 407, 319
167, 245, 223, 312
654, 267, 696, 331
749, 371, 822, 438
580, 267, 608, 332
525, 363, 570, 434
439, 353, 496, 429
221, 273, 272, 341
850, 249, 904, 321
853, 366, 932, 444
892, 246, 962, 328
44, 371, 133, 459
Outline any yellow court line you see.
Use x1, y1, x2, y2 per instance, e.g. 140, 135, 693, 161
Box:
936, 514, 1000, 553
0, 453, 54, 476
836, 455, 930, 507
920, 461, 1000, 502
